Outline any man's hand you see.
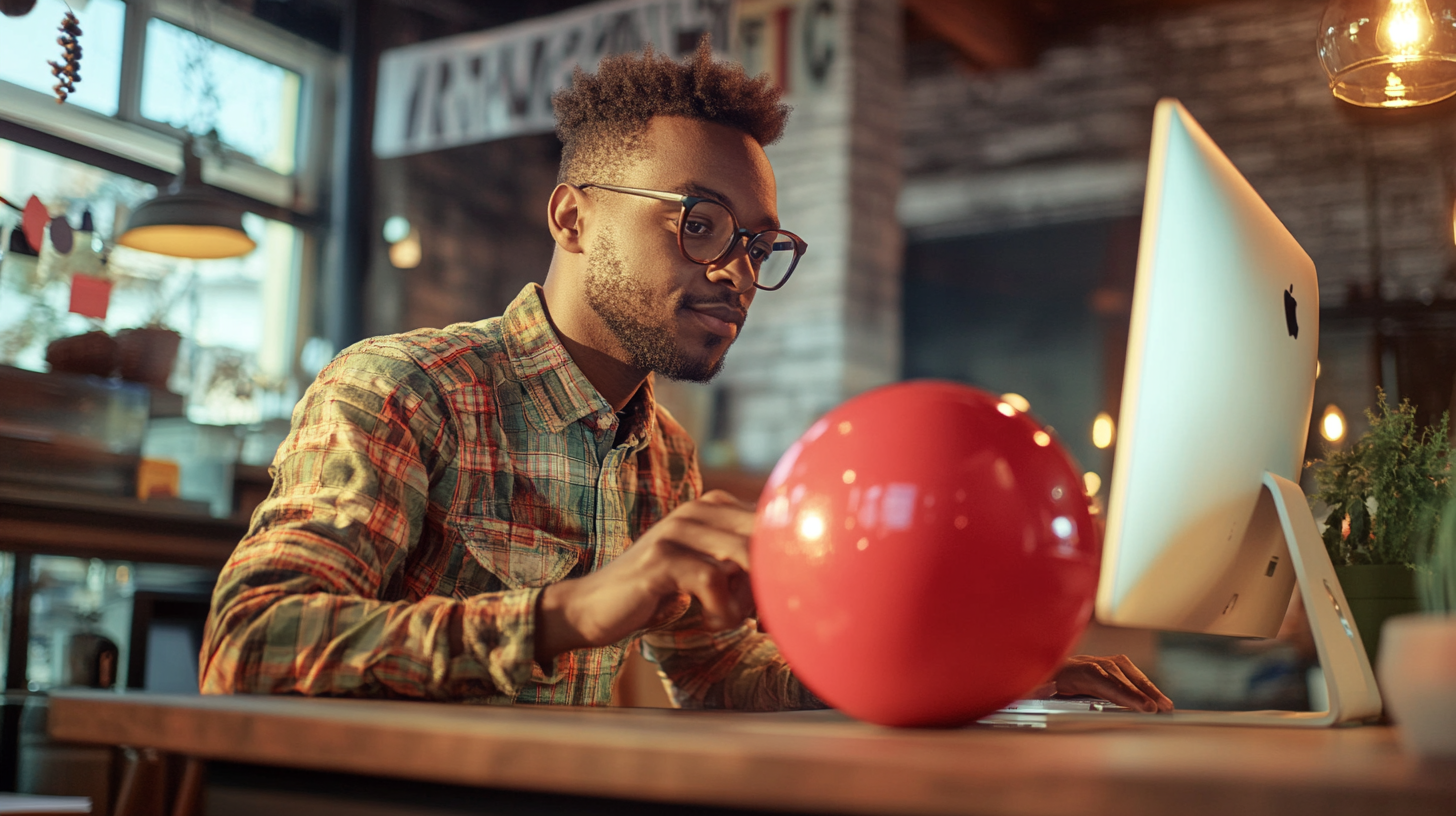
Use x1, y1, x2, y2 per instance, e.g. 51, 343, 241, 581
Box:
534, 490, 756, 663
1030, 654, 1175, 713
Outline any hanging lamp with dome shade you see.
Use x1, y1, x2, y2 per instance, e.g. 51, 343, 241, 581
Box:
117, 139, 257, 259
1319, 0, 1456, 107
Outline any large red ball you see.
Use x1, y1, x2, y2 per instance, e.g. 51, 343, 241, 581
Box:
751, 381, 1101, 727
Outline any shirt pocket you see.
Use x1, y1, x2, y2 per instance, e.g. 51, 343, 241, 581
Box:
452, 516, 581, 590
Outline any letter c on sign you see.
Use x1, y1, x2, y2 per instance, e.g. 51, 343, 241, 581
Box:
803, 0, 836, 86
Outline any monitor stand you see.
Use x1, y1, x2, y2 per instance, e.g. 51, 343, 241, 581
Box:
1035, 472, 1384, 729
1250, 471, 1383, 726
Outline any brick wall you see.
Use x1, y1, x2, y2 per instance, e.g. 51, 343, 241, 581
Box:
672, 0, 904, 472
901, 0, 1456, 309
900, 0, 1456, 444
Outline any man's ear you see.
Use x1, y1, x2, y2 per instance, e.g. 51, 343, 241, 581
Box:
547, 183, 589, 254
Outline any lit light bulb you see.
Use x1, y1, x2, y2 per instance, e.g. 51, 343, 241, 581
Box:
1084, 471, 1102, 497
1033, 430, 1051, 447
1320, 0, 1456, 108
1321, 404, 1347, 442
1384, 70, 1414, 104
382, 215, 412, 243
1379, 0, 1435, 59
389, 228, 423, 269
1092, 412, 1116, 449
1001, 393, 1031, 413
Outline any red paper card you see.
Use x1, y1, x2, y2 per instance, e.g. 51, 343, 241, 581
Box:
69, 274, 113, 320
22, 195, 47, 251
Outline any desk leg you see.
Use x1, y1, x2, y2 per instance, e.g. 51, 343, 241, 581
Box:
114, 747, 164, 816
170, 756, 204, 816
1, 553, 31, 791
114, 747, 205, 816
5, 553, 33, 692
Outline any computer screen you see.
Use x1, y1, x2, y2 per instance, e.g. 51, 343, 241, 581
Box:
1095, 98, 1318, 638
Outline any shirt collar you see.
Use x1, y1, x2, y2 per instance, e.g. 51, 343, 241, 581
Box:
501, 283, 658, 444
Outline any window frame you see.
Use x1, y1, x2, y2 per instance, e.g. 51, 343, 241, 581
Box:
0, 0, 341, 216
0, 0, 341, 422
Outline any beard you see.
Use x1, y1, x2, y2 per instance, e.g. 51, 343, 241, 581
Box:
583, 227, 731, 383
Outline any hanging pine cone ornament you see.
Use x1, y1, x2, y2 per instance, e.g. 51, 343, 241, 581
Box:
48, 11, 81, 104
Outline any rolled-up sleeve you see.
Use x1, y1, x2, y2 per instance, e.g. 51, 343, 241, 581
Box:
641, 605, 828, 711
199, 344, 546, 701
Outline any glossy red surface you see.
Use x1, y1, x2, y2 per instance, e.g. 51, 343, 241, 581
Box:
751, 381, 1101, 727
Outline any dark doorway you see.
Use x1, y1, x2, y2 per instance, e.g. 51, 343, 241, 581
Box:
902, 216, 1140, 478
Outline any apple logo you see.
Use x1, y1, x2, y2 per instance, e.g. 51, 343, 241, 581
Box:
1284, 285, 1299, 339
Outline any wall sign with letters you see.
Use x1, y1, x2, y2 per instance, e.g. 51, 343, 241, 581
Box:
373, 0, 735, 158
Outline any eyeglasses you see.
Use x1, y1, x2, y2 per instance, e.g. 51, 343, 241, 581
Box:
577, 183, 807, 291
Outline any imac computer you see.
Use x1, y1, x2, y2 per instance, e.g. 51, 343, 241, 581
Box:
1097, 98, 1380, 726
993, 99, 1381, 728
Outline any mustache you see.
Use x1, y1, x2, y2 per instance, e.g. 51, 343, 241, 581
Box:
680, 293, 749, 312
680, 295, 749, 327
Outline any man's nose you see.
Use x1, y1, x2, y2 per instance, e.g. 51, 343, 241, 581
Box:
705, 242, 756, 294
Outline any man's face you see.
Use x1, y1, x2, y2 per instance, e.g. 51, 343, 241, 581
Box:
581, 116, 778, 383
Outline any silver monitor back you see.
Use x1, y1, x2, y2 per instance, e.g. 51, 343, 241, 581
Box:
1096, 98, 1319, 638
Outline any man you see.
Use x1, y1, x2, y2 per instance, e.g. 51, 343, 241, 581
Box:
202, 43, 1173, 713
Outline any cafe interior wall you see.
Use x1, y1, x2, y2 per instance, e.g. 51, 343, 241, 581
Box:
899, 0, 1456, 487
895, 0, 1456, 709
361, 0, 1456, 501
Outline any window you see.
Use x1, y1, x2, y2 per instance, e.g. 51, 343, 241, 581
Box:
0, 0, 126, 116
140, 18, 303, 174
0, 0, 337, 208
0, 1, 334, 426
0, 138, 304, 425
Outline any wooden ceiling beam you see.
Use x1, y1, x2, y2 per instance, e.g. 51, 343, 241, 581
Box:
902, 0, 1040, 71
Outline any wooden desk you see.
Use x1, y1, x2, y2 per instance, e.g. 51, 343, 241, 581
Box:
48, 691, 1456, 816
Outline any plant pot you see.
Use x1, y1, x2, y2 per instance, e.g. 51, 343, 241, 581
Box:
115, 327, 181, 389
45, 331, 117, 378
1378, 614, 1456, 758
1334, 564, 1421, 668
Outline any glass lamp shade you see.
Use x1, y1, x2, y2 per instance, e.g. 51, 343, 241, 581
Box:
1319, 0, 1456, 107
117, 145, 256, 259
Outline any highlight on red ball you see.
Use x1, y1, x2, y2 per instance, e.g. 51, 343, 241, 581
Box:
750, 380, 1101, 727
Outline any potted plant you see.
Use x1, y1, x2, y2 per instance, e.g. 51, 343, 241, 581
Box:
1378, 497, 1456, 757
1308, 389, 1452, 666
115, 321, 182, 389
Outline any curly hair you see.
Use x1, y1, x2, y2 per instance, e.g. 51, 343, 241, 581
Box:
552, 39, 790, 185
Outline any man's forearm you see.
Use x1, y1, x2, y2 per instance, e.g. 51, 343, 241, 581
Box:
203, 551, 544, 700
533, 579, 593, 665
641, 610, 828, 711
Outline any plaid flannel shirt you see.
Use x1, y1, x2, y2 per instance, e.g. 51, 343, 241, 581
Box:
201, 283, 822, 709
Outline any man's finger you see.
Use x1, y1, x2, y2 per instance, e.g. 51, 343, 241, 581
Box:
1090, 661, 1158, 713
1109, 654, 1175, 712
728, 570, 756, 622
673, 499, 757, 538
1058, 660, 1157, 713
658, 517, 752, 569
664, 552, 745, 630
699, 489, 755, 511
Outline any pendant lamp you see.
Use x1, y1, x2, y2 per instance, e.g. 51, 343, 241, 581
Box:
117, 141, 257, 259
1319, 0, 1456, 107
